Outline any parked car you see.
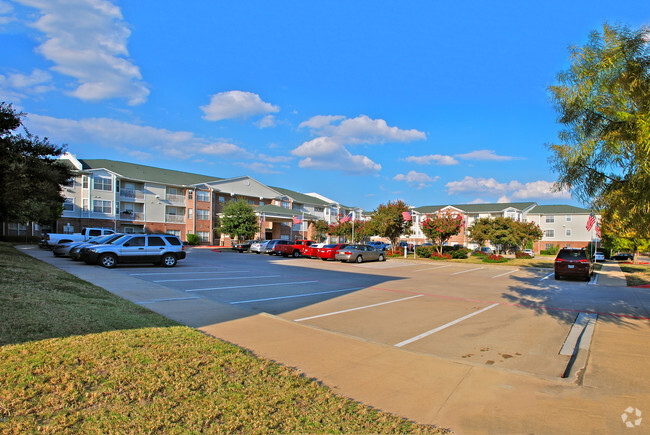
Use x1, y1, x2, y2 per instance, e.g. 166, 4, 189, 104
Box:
334, 244, 386, 263
554, 248, 593, 281
264, 239, 285, 255
42, 227, 116, 249
249, 240, 270, 254
592, 252, 606, 262
66, 233, 124, 260
273, 239, 315, 257
612, 252, 633, 261
367, 241, 389, 251
233, 240, 258, 253
317, 243, 347, 261
83, 234, 186, 268
303, 242, 325, 258
472, 247, 493, 255
523, 249, 535, 258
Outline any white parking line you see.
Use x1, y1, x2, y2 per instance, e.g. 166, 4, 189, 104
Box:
185, 280, 319, 292
588, 273, 600, 285
394, 303, 500, 347
155, 275, 279, 283
414, 265, 453, 272
539, 273, 554, 282
130, 270, 248, 276
491, 269, 519, 279
136, 296, 201, 304
230, 287, 365, 305
295, 294, 423, 322
450, 267, 484, 276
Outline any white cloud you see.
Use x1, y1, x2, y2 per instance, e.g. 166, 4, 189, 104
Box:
298, 114, 345, 130
200, 91, 279, 121
234, 161, 282, 174
0, 69, 54, 102
404, 154, 459, 165
0, 1, 15, 24
445, 176, 572, 201
292, 137, 381, 175
393, 170, 438, 189
455, 149, 522, 161
15, 0, 149, 105
257, 153, 293, 163
24, 114, 254, 160
255, 114, 276, 129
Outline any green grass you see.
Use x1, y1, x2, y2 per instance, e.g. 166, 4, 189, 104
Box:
619, 262, 650, 286
0, 243, 445, 434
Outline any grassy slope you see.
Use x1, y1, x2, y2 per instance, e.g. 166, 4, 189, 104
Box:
0, 243, 445, 434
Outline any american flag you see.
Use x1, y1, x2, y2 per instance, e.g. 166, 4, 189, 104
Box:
595, 224, 601, 238
293, 216, 302, 225
340, 212, 353, 223
586, 213, 596, 231
402, 211, 412, 221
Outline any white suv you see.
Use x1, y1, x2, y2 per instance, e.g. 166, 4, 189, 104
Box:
83, 234, 186, 268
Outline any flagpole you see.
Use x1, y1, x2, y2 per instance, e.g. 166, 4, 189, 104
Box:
302, 212, 305, 239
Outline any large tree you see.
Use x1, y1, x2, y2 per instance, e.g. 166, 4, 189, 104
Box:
365, 200, 412, 247
420, 210, 463, 253
219, 199, 258, 241
0, 102, 74, 224
547, 24, 650, 260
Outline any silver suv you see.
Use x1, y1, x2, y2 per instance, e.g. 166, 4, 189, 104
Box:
83, 234, 186, 268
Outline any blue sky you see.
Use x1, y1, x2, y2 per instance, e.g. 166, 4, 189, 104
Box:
1, 1, 648, 210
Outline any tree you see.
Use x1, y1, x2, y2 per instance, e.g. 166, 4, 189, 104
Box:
220, 199, 258, 241
312, 219, 329, 241
0, 102, 74, 224
467, 217, 493, 248
547, 24, 650, 260
365, 200, 412, 247
514, 220, 543, 251
420, 210, 463, 253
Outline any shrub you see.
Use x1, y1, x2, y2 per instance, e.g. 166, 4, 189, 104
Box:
415, 245, 434, 257
430, 251, 451, 260
186, 233, 201, 245
471, 250, 487, 257
450, 248, 469, 259
540, 245, 559, 255
386, 248, 404, 257
515, 251, 533, 259
483, 254, 508, 263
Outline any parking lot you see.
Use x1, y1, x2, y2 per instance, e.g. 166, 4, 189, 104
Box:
30, 246, 650, 381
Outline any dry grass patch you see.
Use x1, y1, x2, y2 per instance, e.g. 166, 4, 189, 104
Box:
619, 262, 650, 287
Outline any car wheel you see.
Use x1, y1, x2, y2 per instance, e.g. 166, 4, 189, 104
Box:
378, 253, 385, 262
99, 253, 117, 268
355, 255, 363, 263
161, 254, 177, 267
554, 274, 560, 280
321, 258, 328, 261
292, 250, 300, 258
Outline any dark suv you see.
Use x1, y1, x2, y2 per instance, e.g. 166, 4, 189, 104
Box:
83, 234, 186, 268
554, 248, 593, 281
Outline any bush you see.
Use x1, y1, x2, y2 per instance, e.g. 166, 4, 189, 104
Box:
186, 233, 200, 245
483, 254, 508, 263
515, 251, 533, 259
471, 250, 487, 257
430, 251, 451, 260
540, 245, 559, 255
415, 245, 434, 257
450, 248, 469, 259
386, 248, 404, 257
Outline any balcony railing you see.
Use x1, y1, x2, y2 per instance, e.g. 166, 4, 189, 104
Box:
119, 211, 144, 221
166, 194, 186, 204
165, 214, 185, 223
120, 189, 145, 201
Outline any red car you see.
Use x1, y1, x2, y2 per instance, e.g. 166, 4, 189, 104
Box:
302, 242, 324, 258
317, 243, 347, 261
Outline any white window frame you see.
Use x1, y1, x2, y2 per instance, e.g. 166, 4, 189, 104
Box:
196, 190, 210, 202
566, 215, 572, 222
93, 177, 112, 191
63, 197, 74, 211
93, 200, 112, 214
545, 215, 555, 224
196, 209, 210, 220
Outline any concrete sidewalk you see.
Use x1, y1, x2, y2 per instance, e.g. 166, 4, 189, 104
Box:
21, 246, 650, 434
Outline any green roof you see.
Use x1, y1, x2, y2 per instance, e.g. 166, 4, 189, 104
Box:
528, 205, 591, 214
79, 159, 221, 186
256, 204, 318, 220
269, 186, 331, 206
415, 202, 537, 214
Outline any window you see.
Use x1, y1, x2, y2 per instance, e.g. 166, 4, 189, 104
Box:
164, 236, 182, 246
544, 229, 555, 238
83, 199, 89, 211
545, 243, 555, 250
188, 190, 193, 200
566, 215, 572, 222
218, 196, 225, 203
545, 215, 555, 223
566, 229, 572, 237
93, 177, 112, 191
166, 230, 181, 238
197, 209, 210, 220
148, 236, 165, 247
197, 190, 210, 202
93, 200, 112, 214
125, 237, 145, 247
82, 176, 88, 189
63, 198, 74, 211
188, 208, 193, 219
249, 199, 256, 205
197, 231, 209, 242
281, 201, 290, 209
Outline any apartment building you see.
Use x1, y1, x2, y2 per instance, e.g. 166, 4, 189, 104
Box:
411, 202, 597, 252
48, 154, 359, 245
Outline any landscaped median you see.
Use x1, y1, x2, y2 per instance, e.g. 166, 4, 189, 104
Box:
0, 243, 445, 433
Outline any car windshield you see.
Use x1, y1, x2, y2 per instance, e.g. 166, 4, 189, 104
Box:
557, 249, 587, 260
323, 244, 338, 248
112, 235, 132, 245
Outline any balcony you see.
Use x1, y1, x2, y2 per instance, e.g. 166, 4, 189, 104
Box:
120, 189, 145, 201
166, 194, 186, 205
166, 214, 185, 224
119, 211, 144, 221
